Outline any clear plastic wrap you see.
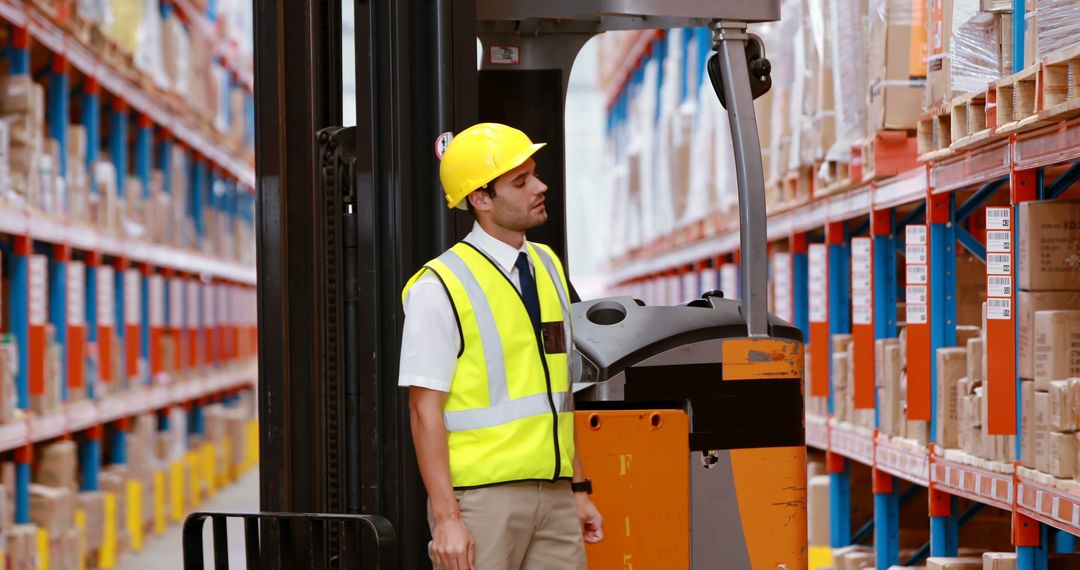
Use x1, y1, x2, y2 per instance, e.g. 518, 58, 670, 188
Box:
134, 0, 168, 90
1037, 0, 1080, 60
825, 0, 867, 163
950, 7, 1002, 94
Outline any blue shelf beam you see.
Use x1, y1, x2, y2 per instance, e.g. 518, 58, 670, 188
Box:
1048, 161, 1080, 200
956, 178, 1008, 223
110, 98, 129, 197
928, 193, 958, 442
83, 79, 101, 195
49, 245, 69, 402
11, 237, 30, 410
48, 54, 69, 177
14, 445, 30, 524
79, 425, 103, 491
10, 26, 28, 75
108, 418, 128, 465
956, 226, 987, 262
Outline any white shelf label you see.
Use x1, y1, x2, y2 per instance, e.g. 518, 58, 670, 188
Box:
986, 207, 1011, 230
852, 237, 872, 259
852, 270, 872, 291
907, 285, 928, 305
97, 267, 115, 327
701, 267, 718, 295
169, 278, 184, 329
906, 304, 928, 324
219, 286, 231, 327
773, 253, 793, 323
720, 265, 738, 301
682, 272, 698, 302
988, 298, 1013, 320
124, 270, 140, 326
29, 255, 47, 326
852, 289, 873, 308
149, 275, 165, 327
853, 305, 873, 326
204, 284, 217, 328
809, 244, 828, 323
67, 262, 85, 326
906, 244, 928, 264
187, 281, 200, 329
986, 230, 1012, 253
906, 264, 928, 285
906, 224, 928, 245
987, 253, 1012, 276
987, 275, 1013, 298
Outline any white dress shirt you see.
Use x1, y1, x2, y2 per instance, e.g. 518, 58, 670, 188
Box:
398, 222, 536, 392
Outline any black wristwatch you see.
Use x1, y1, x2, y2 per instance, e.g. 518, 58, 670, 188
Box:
571, 478, 593, 495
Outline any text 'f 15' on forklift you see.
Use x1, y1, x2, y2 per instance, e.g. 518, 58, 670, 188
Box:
226, 0, 807, 568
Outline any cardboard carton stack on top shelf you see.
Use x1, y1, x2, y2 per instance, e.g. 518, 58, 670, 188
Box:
1016, 200, 1080, 490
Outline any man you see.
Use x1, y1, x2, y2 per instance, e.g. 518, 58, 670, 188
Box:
399, 123, 603, 570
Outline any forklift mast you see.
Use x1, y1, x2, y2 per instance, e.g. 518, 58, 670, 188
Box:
254, 0, 792, 567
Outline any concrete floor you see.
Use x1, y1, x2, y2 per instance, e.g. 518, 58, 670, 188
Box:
118, 469, 260, 569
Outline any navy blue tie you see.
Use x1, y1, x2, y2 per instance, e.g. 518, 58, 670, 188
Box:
516, 252, 542, 331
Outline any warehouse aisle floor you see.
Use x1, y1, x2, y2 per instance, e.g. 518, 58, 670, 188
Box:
118, 469, 260, 569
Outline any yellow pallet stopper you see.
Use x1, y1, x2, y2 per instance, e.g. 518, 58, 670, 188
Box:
809, 546, 833, 570
170, 460, 185, 523
204, 442, 218, 496
187, 451, 202, 508
100, 492, 118, 569
76, 508, 87, 570
153, 470, 167, 536
127, 479, 144, 552
36, 528, 49, 570
222, 437, 233, 484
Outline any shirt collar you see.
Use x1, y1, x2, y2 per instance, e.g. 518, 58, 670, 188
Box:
464, 222, 529, 275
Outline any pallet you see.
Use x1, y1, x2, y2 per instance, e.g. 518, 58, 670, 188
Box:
864, 130, 919, 180
949, 90, 1000, 150
995, 64, 1045, 135
917, 105, 955, 162
815, 159, 856, 197
782, 165, 814, 204
65, 11, 92, 44
1040, 43, 1080, 122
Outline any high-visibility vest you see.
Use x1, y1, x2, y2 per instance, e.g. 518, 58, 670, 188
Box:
403, 241, 576, 488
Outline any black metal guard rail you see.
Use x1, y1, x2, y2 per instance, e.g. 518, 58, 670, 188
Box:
182, 511, 397, 569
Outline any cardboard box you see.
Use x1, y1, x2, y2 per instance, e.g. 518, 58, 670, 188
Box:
1033, 310, 1080, 389
1036, 390, 1050, 472
1047, 379, 1078, 432
1022, 380, 1036, 468
1049, 432, 1077, 478
29, 484, 74, 535
867, 0, 926, 131
1019, 201, 1080, 291
984, 552, 1017, 570
907, 420, 930, 445
967, 337, 984, 383
879, 341, 904, 436
1019, 291, 1080, 379
808, 475, 830, 547
927, 558, 983, 570
0, 75, 36, 114
34, 440, 77, 488
8, 524, 38, 570
936, 348, 968, 448
78, 491, 105, 550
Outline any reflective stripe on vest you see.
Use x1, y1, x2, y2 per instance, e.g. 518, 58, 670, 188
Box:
435, 249, 571, 432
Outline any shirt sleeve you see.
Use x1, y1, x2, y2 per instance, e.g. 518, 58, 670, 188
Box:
398, 271, 461, 392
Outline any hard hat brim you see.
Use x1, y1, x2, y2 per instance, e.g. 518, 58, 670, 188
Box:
449, 142, 547, 210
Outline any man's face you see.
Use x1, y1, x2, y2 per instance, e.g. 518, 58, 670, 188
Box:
478, 158, 549, 231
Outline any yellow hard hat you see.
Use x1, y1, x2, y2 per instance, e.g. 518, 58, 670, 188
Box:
439, 123, 546, 210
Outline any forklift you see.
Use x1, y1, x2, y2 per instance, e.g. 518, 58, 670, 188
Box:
199, 0, 808, 568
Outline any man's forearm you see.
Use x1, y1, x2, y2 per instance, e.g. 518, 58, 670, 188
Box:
410, 396, 459, 521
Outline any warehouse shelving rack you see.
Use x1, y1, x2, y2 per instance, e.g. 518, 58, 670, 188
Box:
607, 42, 1080, 570
0, 0, 259, 559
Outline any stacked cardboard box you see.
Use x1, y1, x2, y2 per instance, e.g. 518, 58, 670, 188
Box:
1017, 201, 1080, 479
925, 0, 1012, 111
0, 76, 46, 208
68, 125, 90, 222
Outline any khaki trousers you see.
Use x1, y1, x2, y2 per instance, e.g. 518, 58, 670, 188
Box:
428, 480, 587, 570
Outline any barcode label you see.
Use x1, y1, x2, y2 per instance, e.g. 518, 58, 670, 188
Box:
906, 225, 928, 245
906, 244, 928, 264
986, 207, 1011, 230
854, 305, 873, 325
149, 275, 165, 327
852, 270, 872, 291
29, 256, 47, 326
808, 245, 828, 323
187, 282, 200, 328
987, 275, 1012, 298
988, 253, 1012, 275
852, 237, 872, 259
124, 270, 141, 326
907, 264, 928, 284
169, 279, 184, 329
772, 254, 792, 322
97, 267, 115, 327
987, 298, 1012, 320
67, 262, 85, 326
986, 230, 1011, 253
852, 290, 872, 308
907, 304, 928, 324
907, 285, 928, 305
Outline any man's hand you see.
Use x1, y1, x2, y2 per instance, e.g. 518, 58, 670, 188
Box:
430, 515, 475, 570
574, 493, 604, 544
